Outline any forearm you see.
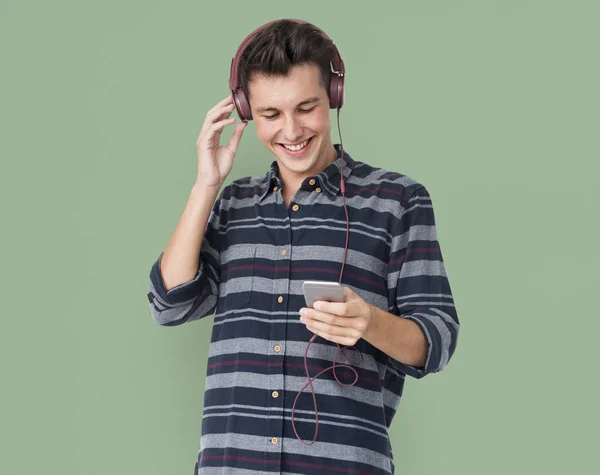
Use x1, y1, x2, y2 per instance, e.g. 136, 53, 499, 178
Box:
363, 305, 428, 368
160, 183, 219, 291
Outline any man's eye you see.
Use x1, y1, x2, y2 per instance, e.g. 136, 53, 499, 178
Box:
263, 106, 316, 120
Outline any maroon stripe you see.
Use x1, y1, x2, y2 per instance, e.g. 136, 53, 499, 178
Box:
200, 454, 375, 474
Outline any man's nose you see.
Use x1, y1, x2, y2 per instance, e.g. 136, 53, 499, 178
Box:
282, 115, 303, 143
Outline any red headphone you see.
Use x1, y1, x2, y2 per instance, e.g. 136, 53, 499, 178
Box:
228, 19, 358, 447
228, 18, 346, 122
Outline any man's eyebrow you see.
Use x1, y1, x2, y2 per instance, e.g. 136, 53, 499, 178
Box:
255, 97, 321, 114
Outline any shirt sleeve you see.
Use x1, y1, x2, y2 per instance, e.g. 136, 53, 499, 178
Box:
386, 185, 460, 379
146, 188, 223, 327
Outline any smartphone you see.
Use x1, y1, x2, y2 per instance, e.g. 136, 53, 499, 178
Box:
302, 280, 346, 308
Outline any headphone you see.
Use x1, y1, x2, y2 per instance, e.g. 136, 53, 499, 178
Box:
228, 19, 358, 447
228, 18, 346, 122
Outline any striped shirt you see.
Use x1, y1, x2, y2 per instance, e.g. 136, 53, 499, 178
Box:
147, 144, 460, 474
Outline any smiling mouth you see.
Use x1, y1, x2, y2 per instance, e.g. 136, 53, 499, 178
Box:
278, 136, 314, 151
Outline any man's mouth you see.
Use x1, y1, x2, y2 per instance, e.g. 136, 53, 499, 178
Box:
282, 138, 310, 151
277, 136, 314, 156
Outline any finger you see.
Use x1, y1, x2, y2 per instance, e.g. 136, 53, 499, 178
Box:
305, 308, 354, 327
304, 317, 342, 335
211, 95, 234, 111
312, 300, 349, 317
200, 97, 235, 133
208, 116, 236, 132
226, 121, 247, 152
203, 103, 236, 130
199, 117, 236, 146
304, 317, 359, 340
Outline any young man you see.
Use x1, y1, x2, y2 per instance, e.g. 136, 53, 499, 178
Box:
147, 19, 459, 475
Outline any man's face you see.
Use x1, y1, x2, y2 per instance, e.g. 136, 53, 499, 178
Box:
248, 62, 336, 185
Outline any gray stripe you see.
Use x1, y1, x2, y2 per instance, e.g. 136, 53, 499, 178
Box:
218, 280, 389, 309
390, 224, 439, 251
223, 243, 387, 270
382, 386, 402, 411
392, 259, 448, 278
361, 167, 421, 190
397, 292, 455, 300
200, 433, 391, 471
430, 307, 459, 327
147, 274, 217, 325
222, 189, 411, 217
397, 300, 456, 309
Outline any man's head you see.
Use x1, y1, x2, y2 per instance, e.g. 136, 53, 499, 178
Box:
238, 20, 340, 186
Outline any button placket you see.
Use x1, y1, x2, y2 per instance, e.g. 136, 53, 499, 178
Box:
267, 194, 292, 456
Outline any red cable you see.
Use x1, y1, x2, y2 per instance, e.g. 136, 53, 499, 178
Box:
291, 112, 362, 445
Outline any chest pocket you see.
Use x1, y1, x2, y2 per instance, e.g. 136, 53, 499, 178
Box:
217, 245, 255, 313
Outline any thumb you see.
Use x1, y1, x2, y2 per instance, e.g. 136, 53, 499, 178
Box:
343, 286, 354, 301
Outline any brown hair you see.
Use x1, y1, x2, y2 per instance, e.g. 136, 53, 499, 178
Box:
238, 20, 337, 101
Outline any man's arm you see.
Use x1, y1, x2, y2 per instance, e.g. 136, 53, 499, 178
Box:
147, 183, 224, 327
160, 183, 220, 291
384, 185, 460, 378
298, 185, 459, 377
363, 305, 428, 368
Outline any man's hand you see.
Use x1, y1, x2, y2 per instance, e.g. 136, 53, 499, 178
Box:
299, 286, 373, 346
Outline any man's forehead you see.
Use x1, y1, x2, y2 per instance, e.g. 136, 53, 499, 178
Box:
249, 64, 325, 112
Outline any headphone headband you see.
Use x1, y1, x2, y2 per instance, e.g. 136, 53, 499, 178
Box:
229, 18, 345, 121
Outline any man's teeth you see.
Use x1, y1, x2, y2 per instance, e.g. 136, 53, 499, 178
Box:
283, 139, 310, 151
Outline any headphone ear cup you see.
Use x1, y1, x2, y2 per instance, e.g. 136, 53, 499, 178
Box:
329, 73, 344, 110
233, 89, 253, 121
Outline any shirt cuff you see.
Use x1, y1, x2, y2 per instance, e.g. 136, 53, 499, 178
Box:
148, 252, 204, 306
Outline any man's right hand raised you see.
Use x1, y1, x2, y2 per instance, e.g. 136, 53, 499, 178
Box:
196, 95, 248, 189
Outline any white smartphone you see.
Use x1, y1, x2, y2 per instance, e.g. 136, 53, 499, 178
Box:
302, 280, 346, 308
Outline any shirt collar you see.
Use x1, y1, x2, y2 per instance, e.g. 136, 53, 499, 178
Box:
259, 144, 355, 202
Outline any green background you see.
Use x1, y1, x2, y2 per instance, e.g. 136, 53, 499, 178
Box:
2, 0, 598, 473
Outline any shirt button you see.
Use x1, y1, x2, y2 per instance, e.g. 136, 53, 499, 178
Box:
277, 296, 283, 304
309, 178, 316, 186
271, 437, 278, 444
315, 187, 321, 193
272, 391, 279, 398
292, 204, 299, 211
281, 249, 287, 256
274, 345, 281, 352
273, 185, 278, 191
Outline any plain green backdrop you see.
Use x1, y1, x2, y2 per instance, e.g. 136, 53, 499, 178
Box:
2, 0, 598, 474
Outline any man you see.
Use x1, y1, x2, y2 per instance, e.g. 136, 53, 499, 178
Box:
147, 19, 459, 475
